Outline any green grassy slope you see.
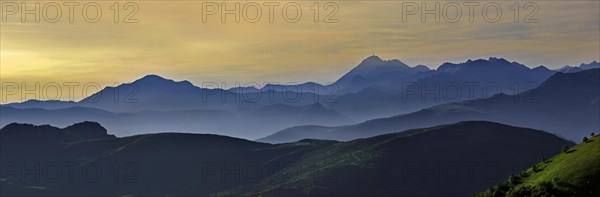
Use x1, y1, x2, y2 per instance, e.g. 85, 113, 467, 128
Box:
475, 133, 600, 197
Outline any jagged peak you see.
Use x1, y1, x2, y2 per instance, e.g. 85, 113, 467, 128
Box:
438, 57, 527, 72
488, 57, 509, 63
361, 55, 384, 63
359, 55, 409, 67
579, 61, 600, 68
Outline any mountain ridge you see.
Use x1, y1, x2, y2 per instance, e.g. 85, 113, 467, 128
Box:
2, 56, 596, 139
259, 69, 600, 143
4, 55, 577, 107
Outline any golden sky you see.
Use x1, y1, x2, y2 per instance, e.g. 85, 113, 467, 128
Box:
1, 1, 599, 103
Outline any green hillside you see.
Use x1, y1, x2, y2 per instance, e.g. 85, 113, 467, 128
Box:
475, 133, 600, 197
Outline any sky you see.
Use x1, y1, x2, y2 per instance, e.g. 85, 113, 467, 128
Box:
1, 0, 599, 103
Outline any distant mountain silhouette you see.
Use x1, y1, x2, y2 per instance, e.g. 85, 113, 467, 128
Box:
78, 74, 221, 112
432, 57, 552, 88
580, 61, 600, 70
4, 56, 596, 139
74, 74, 334, 113
556, 65, 583, 73
557, 61, 600, 73
230, 82, 325, 94
325, 57, 556, 119
6, 56, 552, 113
0, 106, 118, 130
3, 99, 77, 110
0, 121, 573, 196
334, 55, 431, 94
0, 102, 353, 139
260, 69, 600, 143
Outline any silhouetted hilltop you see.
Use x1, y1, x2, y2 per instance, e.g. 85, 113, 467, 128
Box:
0, 121, 114, 143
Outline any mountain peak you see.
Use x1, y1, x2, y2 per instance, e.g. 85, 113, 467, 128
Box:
131, 74, 196, 88
360, 55, 385, 64
412, 64, 431, 71
581, 60, 599, 65
556, 65, 583, 73
532, 65, 551, 72
355, 55, 411, 70
438, 57, 527, 73
488, 57, 509, 63
137, 74, 172, 82
579, 61, 600, 70
64, 121, 105, 131
359, 55, 409, 67
335, 55, 419, 87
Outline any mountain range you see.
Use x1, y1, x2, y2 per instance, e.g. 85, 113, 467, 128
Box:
0, 121, 573, 196
2, 56, 580, 139
327, 57, 556, 119
3, 55, 599, 196
259, 69, 600, 143
556, 61, 600, 73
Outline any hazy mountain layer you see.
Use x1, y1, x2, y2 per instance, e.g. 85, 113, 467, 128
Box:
260, 69, 600, 143
2, 56, 562, 138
